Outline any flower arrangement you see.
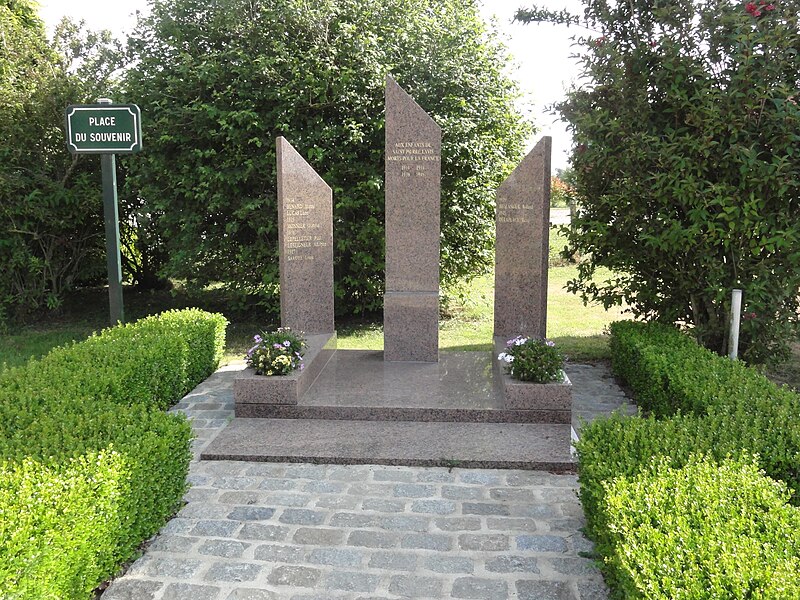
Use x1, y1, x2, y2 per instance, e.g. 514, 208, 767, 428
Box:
497, 336, 566, 383
245, 327, 305, 376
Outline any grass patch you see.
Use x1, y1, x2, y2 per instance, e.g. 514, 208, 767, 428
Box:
2, 230, 626, 369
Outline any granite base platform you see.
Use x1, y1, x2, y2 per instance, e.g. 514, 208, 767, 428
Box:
234, 349, 571, 424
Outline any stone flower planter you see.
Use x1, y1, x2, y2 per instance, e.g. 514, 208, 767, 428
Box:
234, 333, 336, 408
493, 337, 572, 423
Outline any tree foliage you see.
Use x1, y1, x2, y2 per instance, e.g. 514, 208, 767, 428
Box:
518, 0, 800, 363
123, 0, 531, 316
0, 3, 124, 320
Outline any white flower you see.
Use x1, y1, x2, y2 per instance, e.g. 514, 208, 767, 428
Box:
514, 337, 528, 346
497, 352, 514, 363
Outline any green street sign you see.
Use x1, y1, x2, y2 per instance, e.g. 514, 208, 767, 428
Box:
65, 104, 142, 154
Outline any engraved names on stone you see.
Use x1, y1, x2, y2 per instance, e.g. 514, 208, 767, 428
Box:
494, 136, 553, 340
277, 136, 334, 334
384, 76, 441, 362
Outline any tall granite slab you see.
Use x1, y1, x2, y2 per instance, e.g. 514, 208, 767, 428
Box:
494, 137, 552, 339
384, 76, 441, 362
277, 136, 334, 334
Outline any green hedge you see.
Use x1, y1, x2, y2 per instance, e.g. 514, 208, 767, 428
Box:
578, 321, 800, 598
0, 309, 227, 599
603, 456, 800, 599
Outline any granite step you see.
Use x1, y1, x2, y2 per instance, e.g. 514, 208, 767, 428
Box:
200, 418, 576, 471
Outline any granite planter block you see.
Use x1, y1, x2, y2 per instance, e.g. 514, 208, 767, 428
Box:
234, 333, 336, 407
493, 338, 571, 422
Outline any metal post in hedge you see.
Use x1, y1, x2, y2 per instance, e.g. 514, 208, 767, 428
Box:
729, 288, 742, 360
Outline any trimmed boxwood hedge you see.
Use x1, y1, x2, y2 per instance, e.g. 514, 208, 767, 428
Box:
578, 321, 800, 599
0, 309, 227, 599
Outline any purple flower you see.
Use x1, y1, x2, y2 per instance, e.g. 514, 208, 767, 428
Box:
283, 340, 291, 347
273, 343, 283, 349
545, 340, 555, 347
253, 334, 262, 343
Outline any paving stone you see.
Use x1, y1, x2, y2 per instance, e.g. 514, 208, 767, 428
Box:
368, 551, 418, 571
225, 589, 278, 600
393, 483, 436, 498
442, 485, 485, 500
149, 534, 198, 553
256, 478, 297, 491
129, 556, 202, 579
327, 465, 372, 481
283, 464, 328, 480
516, 580, 575, 600
548, 557, 601, 576
546, 518, 585, 533
262, 493, 311, 507
323, 571, 380, 592
517, 535, 569, 553
416, 470, 455, 483
267, 565, 322, 587
486, 517, 538, 531
243, 463, 287, 477
314, 495, 360, 510
160, 583, 222, 600
346, 529, 400, 550
377, 515, 430, 532
361, 497, 407, 512
227, 507, 275, 521
347, 482, 394, 497
388, 574, 445, 598
576, 579, 609, 599
185, 488, 218, 502
539, 487, 579, 503
102, 580, 162, 600
238, 523, 289, 541
423, 555, 474, 574
433, 517, 482, 532
180, 504, 231, 519
160, 518, 195, 535
512, 504, 561, 518
190, 520, 241, 537
400, 533, 453, 551
330, 512, 379, 528
307, 547, 365, 567
198, 539, 249, 558
486, 555, 540, 573
458, 533, 510, 551
373, 467, 417, 482
302, 480, 346, 493
489, 487, 534, 502
211, 477, 259, 489
278, 508, 325, 525
452, 576, 509, 599
459, 471, 503, 485
462, 502, 510, 516
293, 527, 346, 545
218, 491, 263, 504
205, 561, 262, 582
410, 499, 457, 515
253, 543, 305, 563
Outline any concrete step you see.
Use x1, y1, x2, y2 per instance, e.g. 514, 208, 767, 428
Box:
200, 418, 576, 472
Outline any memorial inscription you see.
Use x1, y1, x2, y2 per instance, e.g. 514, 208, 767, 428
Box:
277, 136, 334, 334
494, 136, 552, 340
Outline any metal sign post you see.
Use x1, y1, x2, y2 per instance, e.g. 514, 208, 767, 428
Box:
65, 98, 143, 325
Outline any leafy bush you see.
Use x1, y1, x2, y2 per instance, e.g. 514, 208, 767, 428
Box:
0, 309, 227, 598
497, 336, 565, 383
518, 0, 800, 363
576, 320, 800, 598
602, 456, 800, 599
245, 327, 306, 376
123, 0, 531, 315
